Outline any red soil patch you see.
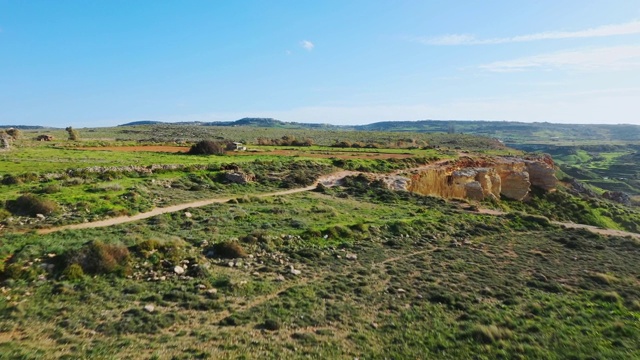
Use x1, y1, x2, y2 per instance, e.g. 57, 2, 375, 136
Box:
234, 149, 415, 159
80, 146, 190, 153
78, 146, 415, 159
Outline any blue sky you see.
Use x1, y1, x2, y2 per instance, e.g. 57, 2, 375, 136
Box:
1, 1, 640, 127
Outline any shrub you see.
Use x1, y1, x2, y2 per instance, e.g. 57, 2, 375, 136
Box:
1, 174, 22, 185
261, 319, 281, 331
5, 128, 21, 139
62, 264, 85, 281
209, 241, 247, 259
2, 263, 39, 281
65, 126, 79, 141
65, 241, 130, 276
6, 194, 59, 216
188, 140, 227, 155
0, 208, 11, 221
137, 239, 161, 253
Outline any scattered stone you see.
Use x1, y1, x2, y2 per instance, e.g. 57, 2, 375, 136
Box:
397, 288, 407, 294
184, 211, 192, 218
207, 288, 218, 294
290, 267, 302, 276
603, 191, 632, 206
143, 304, 155, 313
173, 266, 185, 275
35, 214, 45, 220
370, 322, 379, 329
228, 261, 235, 267
224, 171, 255, 184
275, 275, 286, 282
196, 284, 206, 290
345, 253, 358, 260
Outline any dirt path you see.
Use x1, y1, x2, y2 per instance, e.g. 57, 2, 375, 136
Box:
34, 164, 640, 241
36, 170, 359, 235
469, 206, 640, 240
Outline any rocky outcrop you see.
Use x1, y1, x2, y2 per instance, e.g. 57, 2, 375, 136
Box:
603, 191, 632, 206
499, 171, 530, 201
224, 171, 255, 184
405, 155, 557, 202
525, 160, 557, 191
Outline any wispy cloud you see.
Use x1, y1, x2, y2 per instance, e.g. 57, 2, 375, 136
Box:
419, 20, 640, 45
300, 40, 315, 51
479, 45, 640, 72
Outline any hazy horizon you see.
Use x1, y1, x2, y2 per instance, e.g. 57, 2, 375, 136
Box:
1, 1, 639, 127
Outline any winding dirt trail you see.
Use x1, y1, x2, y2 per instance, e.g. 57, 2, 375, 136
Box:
471, 207, 640, 240
36, 170, 359, 235
33, 164, 640, 241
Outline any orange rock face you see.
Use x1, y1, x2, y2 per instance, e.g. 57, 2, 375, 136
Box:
405, 156, 557, 201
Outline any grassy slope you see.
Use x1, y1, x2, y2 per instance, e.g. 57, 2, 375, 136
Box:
1, 183, 639, 359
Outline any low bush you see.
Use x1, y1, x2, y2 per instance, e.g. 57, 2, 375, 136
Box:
188, 140, 227, 155
6, 194, 59, 216
1, 174, 22, 185
209, 241, 247, 259
65, 241, 131, 276
61, 264, 85, 281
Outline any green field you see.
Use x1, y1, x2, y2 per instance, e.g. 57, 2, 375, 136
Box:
0, 125, 639, 359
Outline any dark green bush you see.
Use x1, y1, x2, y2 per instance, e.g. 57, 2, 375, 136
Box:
188, 140, 227, 155
1, 174, 22, 185
6, 194, 59, 216
262, 319, 281, 331
209, 241, 247, 259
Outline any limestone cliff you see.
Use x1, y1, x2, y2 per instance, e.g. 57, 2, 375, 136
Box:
404, 155, 557, 201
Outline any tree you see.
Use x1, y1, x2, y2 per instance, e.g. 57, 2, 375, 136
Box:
187, 140, 226, 155
65, 127, 79, 141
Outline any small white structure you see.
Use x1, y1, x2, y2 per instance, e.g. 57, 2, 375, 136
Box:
228, 142, 247, 151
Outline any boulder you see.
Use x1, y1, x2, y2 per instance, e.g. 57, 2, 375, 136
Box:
464, 181, 485, 201
224, 171, 255, 184
500, 171, 530, 201
525, 160, 557, 191
475, 168, 501, 199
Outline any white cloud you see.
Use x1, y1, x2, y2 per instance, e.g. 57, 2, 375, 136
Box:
300, 40, 314, 51
420, 20, 640, 45
479, 45, 640, 72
